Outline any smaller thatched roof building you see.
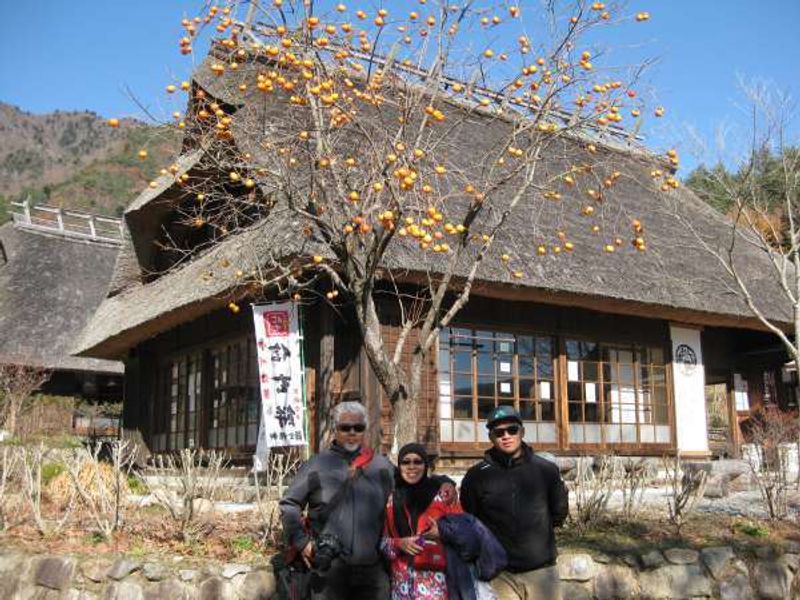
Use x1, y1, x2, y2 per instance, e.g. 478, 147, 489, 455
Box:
0, 203, 123, 378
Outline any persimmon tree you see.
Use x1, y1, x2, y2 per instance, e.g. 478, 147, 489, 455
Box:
128, 0, 666, 449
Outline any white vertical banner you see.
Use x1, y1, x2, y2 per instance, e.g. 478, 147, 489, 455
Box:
252, 302, 306, 470
670, 325, 709, 454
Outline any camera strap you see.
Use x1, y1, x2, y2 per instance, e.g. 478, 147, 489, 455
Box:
318, 446, 375, 527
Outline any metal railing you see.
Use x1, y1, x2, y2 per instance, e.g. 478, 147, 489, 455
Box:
10, 200, 124, 245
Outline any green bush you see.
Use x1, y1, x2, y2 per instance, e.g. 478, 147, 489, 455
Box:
736, 520, 770, 538
0, 195, 9, 225
127, 474, 149, 495
41, 462, 65, 486
230, 535, 256, 553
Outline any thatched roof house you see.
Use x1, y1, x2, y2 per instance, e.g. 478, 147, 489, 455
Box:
75, 43, 795, 461
1, 203, 123, 401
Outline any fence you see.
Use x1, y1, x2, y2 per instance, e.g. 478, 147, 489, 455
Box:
10, 201, 123, 245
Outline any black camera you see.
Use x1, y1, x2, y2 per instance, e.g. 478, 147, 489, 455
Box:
312, 533, 344, 573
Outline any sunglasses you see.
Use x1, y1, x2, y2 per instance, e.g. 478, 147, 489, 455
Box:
491, 424, 521, 438
400, 458, 425, 466
337, 423, 366, 433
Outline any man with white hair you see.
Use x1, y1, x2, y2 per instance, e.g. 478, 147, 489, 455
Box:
279, 401, 393, 599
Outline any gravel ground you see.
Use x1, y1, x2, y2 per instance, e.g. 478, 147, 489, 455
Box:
574, 484, 800, 520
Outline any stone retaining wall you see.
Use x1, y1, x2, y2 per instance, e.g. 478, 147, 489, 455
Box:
0, 553, 276, 600
0, 542, 798, 599
557, 543, 799, 600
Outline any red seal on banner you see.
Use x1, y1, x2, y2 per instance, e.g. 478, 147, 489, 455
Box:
263, 311, 290, 336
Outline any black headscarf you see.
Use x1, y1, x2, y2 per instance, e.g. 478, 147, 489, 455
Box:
392, 443, 441, 538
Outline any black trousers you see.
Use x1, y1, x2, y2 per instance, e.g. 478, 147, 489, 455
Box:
312, 559, 389, 600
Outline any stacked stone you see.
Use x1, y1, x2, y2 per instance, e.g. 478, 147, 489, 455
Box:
557, 541, 799, 599
0, 542, 797, 599
0, 553, 276, 599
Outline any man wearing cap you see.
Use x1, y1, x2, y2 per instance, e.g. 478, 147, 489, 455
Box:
460, 405, 569, 600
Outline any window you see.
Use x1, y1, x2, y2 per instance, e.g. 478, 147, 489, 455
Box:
208, 337, 260, 451
763, 371, 777, 406
438, 328, 556, 444
151, 351, 203, 452
733, 373, 750, 411
151, 335, 261, 453
567, 340, 670, 445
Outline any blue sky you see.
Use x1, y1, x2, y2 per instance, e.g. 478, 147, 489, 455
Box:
1, 1, 798, 174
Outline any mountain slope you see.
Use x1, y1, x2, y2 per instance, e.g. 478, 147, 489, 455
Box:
0, 102, 181, 221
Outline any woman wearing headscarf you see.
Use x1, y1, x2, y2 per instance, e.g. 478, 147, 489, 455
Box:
381, 443, 460, 600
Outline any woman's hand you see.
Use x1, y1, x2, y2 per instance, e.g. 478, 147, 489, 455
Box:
423, 517, 440, 540
397, 536, 424, 556
301, 541, 315, 569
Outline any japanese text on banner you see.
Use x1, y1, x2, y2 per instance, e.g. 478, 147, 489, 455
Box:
252, 303, 306, 467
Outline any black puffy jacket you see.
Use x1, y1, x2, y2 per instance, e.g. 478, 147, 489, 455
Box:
460, 444, 568, 573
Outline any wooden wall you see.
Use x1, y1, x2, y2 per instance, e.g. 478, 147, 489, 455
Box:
122, 291, 793, 461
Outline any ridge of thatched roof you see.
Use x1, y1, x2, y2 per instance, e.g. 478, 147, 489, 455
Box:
193, 40, 659, 162
125, 149, 204, 215
106, 221, 142, 297
0, 222, 123, 373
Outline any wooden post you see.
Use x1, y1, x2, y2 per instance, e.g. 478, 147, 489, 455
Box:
556, 335, 569, 450
88, 216, 97, 239
727, 371, 742, 458
316, 301, 335, 450
55, 207, 64, 232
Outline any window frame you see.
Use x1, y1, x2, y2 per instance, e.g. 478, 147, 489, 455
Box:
564, 336, 672, 448
152, 333, 261, 454
438, 326, 559, 447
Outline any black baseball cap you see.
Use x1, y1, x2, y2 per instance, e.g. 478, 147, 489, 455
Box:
486, 405, 522, 429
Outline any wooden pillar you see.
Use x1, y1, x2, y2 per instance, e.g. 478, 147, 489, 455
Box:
122, 350, 153, 466
199, 348, 213, 450
316, 301, 335, 450
556, 336, 569, 450
726, 372, 742, 458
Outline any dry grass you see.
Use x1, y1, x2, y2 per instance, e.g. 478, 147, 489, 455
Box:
1, 499, 797, 564
47, 461, 116, 508
0, 504, 268, 562
558, 511, 800, 558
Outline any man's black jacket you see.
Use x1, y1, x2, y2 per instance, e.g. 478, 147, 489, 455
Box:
460, 444, 569, 573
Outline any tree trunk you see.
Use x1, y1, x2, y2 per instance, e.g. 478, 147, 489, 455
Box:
351, 282, 409, 451
5, 399, 18, 436
392, 394, 418, 453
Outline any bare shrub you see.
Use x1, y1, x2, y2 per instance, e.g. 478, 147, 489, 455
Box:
151, 449, 229, 542
619, 457, 654, 519
0, 363, 50, 437
663, 453, 708, 535
0, 444, 21, 530
253, 449, 303, 545
18, 443, 75, 536
64, 440, 136, 539
743, 407, 799, 520
571, 455, 620, 529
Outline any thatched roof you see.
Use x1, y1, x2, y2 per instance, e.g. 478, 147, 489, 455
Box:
0, 222, 123, 373
75, 49, 793, 360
